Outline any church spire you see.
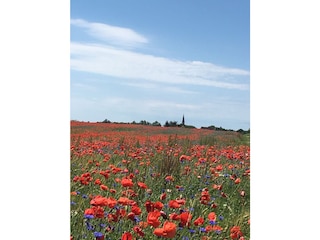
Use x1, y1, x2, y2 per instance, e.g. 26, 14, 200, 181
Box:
182, 114, 185, 126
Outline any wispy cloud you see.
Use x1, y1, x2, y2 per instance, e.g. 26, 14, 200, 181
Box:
70, 19, 249, 90
70, 42, 249, 90
120, 82, 199, 94
71, 82, 97, 92
71, 19, 148, 48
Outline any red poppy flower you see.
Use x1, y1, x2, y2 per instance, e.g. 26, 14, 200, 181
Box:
137, 182, 148, 189
216, 165, 223, 171
139, 221, 148, 229
121, 178, 134, 187
179, 211, 192, 227
145, 200, 154, 212
213, 184, 222, 190
109, 189, 117, 194
154, 228, 164, 237
133, 225, 145, 237
234, 178, 241, 184
169, 213, 181, 221
161, 221, 177, 238
193, 217, 205, 226
118, 197, 133, 206
92, 206, 105, 218
131, 205, 142, 215
90, 195, 109, 207
153, 221, 177, 238
105, 197, 117, 208
179, 154, 191, 161
168, 200, 181, 209
200, 189, 210, 205
127, 212, 135, 221
206, 225, 223, 232
165, 175, 174, 182
95, 234, 104, 240
208, 212, 216, 221
160, 192, 167, 200
230, 226, 243, 239
147, 211, 161, 227
100, 184, 108, 191
121, 232, 132, 240
228, 164, 234, 170
84, 208, 94, 215
154, 201, 164, 210
212, 225, 223, 232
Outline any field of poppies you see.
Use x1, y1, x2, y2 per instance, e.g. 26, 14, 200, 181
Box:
70, 121, 250, 240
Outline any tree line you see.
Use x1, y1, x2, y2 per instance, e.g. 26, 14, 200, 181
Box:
100, 118, 249, 134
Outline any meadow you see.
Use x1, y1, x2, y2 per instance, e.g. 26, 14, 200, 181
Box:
70, 121, 250, 240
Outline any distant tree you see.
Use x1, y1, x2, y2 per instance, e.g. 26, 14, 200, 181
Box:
164, 121, 169, 127
169, 121, 178, 127
139, 120, 151, 125
152, 121, 161, 127
184, 125, 196, 129
102, 119, 111, 123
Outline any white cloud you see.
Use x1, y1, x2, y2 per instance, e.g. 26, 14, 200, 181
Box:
71, 19, 148, 47
71, 82, 97, 91
119, 81, 199, 94
70, 42, 249, 90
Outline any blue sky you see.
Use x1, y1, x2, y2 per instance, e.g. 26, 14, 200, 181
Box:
70, 0, 250, 130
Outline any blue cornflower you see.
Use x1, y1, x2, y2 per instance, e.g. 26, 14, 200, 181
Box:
82, 194, 88, 199
71, 201, 76, 205
84, 214, 94, 219
85, 221, 94, 231
219, 215, 224, 221
189, 229, 196, 234
209, 220, 216, 225
182, 237, 189, 240
215, 230, 222, 234
93, 232, 104, 238
200, 227, 206, 233
100, 223, 106, 228
76, 191, 81, 195
134, 216, 141, 223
